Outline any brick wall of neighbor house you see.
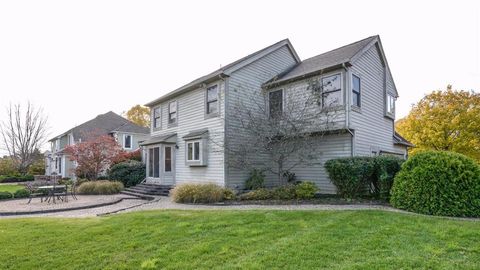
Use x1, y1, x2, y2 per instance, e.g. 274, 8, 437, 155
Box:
225, 44, 299, 188
349, 44, 406, 157
149, 80, 226, 186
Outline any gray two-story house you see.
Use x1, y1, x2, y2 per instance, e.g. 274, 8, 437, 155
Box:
142, 35, 412, 193
46, 111, 150, 179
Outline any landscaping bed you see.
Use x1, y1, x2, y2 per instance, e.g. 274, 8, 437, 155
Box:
0, 210, 478, 269
222, 195, 388, 206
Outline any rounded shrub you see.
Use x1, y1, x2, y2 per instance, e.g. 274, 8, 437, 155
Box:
390, 151, 480, 217
325, 157, 375, 199
295, 181, 318, 199
108, 160, 146, 187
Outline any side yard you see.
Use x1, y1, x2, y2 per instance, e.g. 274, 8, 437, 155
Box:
0, 210, 479, 269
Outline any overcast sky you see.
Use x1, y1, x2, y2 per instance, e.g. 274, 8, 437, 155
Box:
0, 0, 479, 153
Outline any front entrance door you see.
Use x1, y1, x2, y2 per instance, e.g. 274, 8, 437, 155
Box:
147, 144, 175, 185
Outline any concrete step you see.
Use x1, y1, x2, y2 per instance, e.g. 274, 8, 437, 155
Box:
120, 190, 156, 200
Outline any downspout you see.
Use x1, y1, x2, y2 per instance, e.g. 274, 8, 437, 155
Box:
342, 63, 355, 157
218, 73, 229, 188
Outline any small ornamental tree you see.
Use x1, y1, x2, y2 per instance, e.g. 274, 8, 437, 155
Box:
64, 135, 123, 180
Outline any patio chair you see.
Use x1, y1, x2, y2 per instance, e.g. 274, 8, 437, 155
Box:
25, 182, 47, 204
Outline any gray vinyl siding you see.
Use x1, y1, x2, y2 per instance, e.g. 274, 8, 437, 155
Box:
349, 44, 404, 156
225, 45, 298, 188
115, 132, 149, 151
148, 80, 226, 186
286, 133, 352, 194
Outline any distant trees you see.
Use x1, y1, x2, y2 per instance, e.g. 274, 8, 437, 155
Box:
0, 102, 49, 175
396, 85, 480, 162
125, 105, 150, 127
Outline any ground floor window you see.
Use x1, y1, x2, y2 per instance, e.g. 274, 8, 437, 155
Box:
148, 147, 160, 178
165, 146, 172, 172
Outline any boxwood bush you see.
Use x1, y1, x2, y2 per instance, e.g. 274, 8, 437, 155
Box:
295, 181, 317, 199
170, 183, 235, 203
108, 160, 146, 187
240, 182, 318, 200
390, 151, 480, 217
324, 157, 375, 199
325, 156, 404, 199
77, 180, 124, 195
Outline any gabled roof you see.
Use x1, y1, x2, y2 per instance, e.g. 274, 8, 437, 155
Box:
264, 36, 378, 87
50, 111, 149, 142
145, 39, 300, 107
394, 132, 414, 147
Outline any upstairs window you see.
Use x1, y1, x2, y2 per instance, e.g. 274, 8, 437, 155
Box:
124, 134, 132, 149
168, 101, 177, 124
153, 107, 161, 128
269, 89, 283, 118
206, 85, 218, 115
321, 74, 342, 107
387, 94, 395, 114
352, 75, 361, 107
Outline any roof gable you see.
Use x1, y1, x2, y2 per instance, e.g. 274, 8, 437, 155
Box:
145, 39, 300, 107
50, 111, 149, 142
264, 36, 378, 87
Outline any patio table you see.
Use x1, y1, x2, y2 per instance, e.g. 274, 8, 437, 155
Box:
38, 185, 67, 204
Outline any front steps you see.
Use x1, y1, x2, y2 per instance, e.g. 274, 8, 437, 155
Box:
121, 183, 172, 200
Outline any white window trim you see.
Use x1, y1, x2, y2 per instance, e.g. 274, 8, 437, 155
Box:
352, 74, 361, 108
205, 84, 220, 118
123, 134, 132, 149
320, 73, 343, 108
152, 106, 162, 130
186, 140, 201, 162
386, 94, 395, 114
168, 100, 178, 126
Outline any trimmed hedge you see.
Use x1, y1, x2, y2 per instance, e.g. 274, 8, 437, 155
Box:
325, 156, 404, 199
13, 189, 30, 198
390, 151, 480, 217
240, 181, 318, 200
170, 183, 235, 203
0, 191, 13, 200
0, 175, 34, 183
77, 180, 124, 195
108, 160, 146, 187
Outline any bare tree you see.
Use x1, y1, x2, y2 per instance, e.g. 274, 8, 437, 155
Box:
0, 102, 49, 174
221, 77, 341, 185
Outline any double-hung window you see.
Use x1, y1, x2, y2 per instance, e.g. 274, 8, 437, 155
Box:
206, 85, 218, 115
153, 107, 161, 129
352, 75, 361, 107
387, 94, 395, 114
124, 134, 132, 149
168, 101, 177, 124
269, 89, 283, 118
321, 74, 342, 107
187, 141, 201, 162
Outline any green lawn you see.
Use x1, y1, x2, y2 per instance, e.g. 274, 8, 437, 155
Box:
0, 210, 479, 269
0, 184, 25, 193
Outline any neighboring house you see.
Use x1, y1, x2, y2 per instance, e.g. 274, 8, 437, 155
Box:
142, 35, 413, 193
45, 111, 150, 179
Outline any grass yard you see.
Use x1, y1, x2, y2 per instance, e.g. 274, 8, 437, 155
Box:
0, 184, 25, 193
0, 210, 479, 269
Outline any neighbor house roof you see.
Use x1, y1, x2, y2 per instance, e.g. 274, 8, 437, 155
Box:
50, 111, 149, 142
144, 39, 300, 107
264, 36, 378, 87
393, 132, 414, 147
